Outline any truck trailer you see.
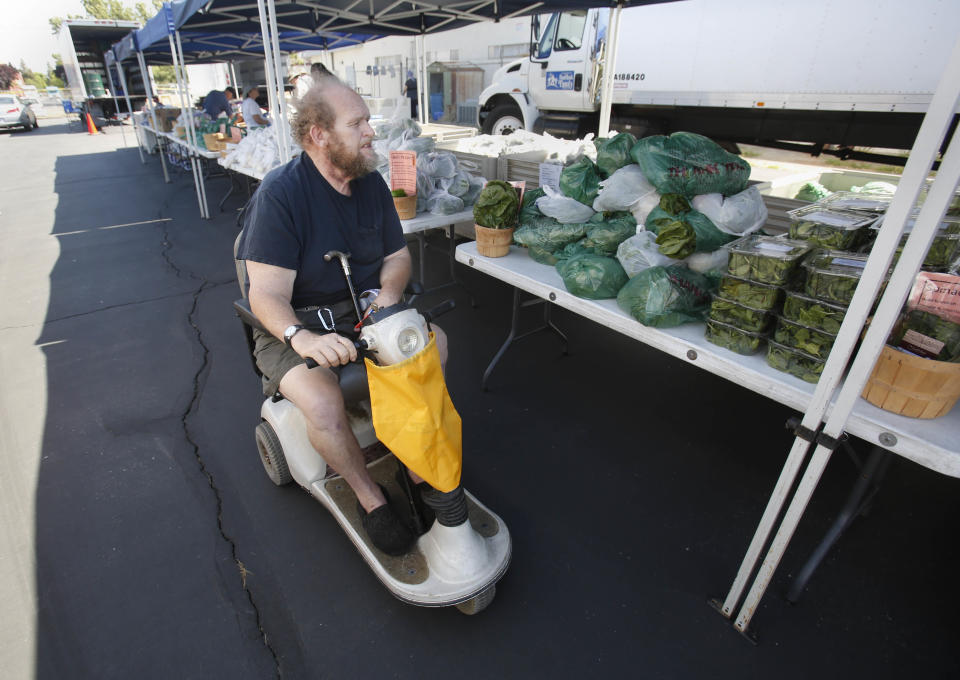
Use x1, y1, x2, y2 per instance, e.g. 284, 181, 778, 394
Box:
59, 19, 147, 122
477, 0, 960, 163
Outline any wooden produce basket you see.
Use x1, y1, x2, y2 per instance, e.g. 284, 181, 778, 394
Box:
393, 194, 417, 220
203, 132, 225, 151
861, 344, 960, 419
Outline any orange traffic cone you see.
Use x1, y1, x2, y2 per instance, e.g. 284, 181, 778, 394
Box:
85, 113, 99, 135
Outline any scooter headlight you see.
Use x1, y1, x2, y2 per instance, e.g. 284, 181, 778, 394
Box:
396, 327, 423, 357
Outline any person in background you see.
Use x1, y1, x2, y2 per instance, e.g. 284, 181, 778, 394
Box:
403, 70, 418, 118
203, 87, 235, 119
242, 87, 270, 129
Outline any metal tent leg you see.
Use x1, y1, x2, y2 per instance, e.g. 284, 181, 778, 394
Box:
785, 446, 893, 604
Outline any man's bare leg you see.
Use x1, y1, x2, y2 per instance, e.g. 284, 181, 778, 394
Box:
278, 363, 385, 511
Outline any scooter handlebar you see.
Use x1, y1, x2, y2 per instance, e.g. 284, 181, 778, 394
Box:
303, 338, 367, 369
423, 299, 456, 323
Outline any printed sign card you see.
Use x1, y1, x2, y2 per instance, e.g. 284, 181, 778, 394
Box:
389, 151, 418, 196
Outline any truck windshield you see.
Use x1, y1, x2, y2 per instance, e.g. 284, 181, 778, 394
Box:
554, 11, 587, 51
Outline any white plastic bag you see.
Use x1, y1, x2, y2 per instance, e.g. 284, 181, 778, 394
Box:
426, 190, 464, 215
691, 185, 767, 236
536, 185, 596, 224
685, 248, 729, 274
592, 165, 657, 212
629, 191, 662, 227
417, 151, 458, 179
615, 232, 674, 277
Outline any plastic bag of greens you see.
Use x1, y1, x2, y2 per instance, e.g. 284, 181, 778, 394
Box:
440, 169, 471, 197
536, 185, 596, 223
416, 169, 437, 212
592, 164, 657, 213
427, 191, 465, 215
461, 175, 486, 206
520, 187, 546, 222
794, 181, 832, 202
397, 135, 436, 155
646, 197, 734, 258
630, 131, 751, 198
556, 254, 628, 299
616, 264, 714, 327
514, 216, 588, 253
555, 238, 595, 262
691, 186, 768, 236
595, 132, 637, 178
417, 151, 458, 179
559, 157, 601, 206
616, 232, 674, 277
583, 212, 637, 256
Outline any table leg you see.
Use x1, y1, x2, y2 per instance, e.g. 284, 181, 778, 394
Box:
481, 287, 568, 391
219, 170, 237, 212
446, 224, 476, 307
413, 226, 477, 303
785, 446, 892, 604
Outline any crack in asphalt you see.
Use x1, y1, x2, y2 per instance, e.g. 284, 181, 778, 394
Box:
158, 200, 283, 678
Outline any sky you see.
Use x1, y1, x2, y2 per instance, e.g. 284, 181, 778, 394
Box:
1, 0, 89, 72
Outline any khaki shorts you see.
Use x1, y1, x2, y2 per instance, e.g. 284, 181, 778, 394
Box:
252, 299, 360, 397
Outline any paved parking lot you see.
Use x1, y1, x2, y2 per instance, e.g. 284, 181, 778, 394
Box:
1, 118, 958, 679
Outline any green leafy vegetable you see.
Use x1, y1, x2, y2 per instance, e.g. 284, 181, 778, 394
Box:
472, 180, 520, 229
802, 253, 865, 305
892, 232, 960, 269
560, 157, 601, 207
890, 309, 960, 362
705, 319, 764, 355
390, 188, 407, 197
727, 235, 811, 285
630, 131, 751, 198
718, 275, 782, 310
766, 342, 825, 383
794, 182, 832, 202
556, 254, 628, 299
788, 220, 862, 250
616, 264, 714, 327
582, 213, 637, 256
514, 216, 587, 252
646, 204, 733, 259
708, 297, 772, 333
655, 220, 696, 259
773, 318, 836, 358
520, 187, 546, 222
782, 293, 846, 334
659, 193, 691, 215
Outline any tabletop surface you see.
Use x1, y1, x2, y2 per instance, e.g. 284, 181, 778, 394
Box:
456, 242, 960, 477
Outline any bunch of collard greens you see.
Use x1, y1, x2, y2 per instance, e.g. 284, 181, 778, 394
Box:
718, 275, 782, 310
708, 297, 772, 333
646, 194, 733, 259
595, 132, 637, 178
891, 309, 960, 362
473, 180, 520, 228
705, 319, 764, 355
559, 157, 601, 206
767, 343, 825, 383
616, 264, 714, 327
782, 294, 846, 334
556, 253, 629, 299
794, 181, 832, 202
773, 319, 836, 358
582, 212, 637, 255
630, 131, 751, 198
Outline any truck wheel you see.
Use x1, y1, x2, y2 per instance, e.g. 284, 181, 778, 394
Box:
482, 105, 523, 135
255, 420, 293, 486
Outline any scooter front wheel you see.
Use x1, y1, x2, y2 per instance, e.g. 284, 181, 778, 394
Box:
255, 420, 293, 486
455, 585, 496, 615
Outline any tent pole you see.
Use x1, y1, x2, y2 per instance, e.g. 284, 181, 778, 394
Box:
104, 61, 127, 147
168, 32, 207, 219
597, 2, 623, 138
266, 0, 292, 161
138, 50, 170, 183
176, 29, 210, 219
256, 0, 286, 163
417, 34, 427, 125
230, 61, 241, 103
115, 59, 145, 164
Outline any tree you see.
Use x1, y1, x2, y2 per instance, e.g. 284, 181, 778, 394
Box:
49, 0, 163, 34
151, 66, 176, 84
19, 60, 47, 90
0, 64, 20, 91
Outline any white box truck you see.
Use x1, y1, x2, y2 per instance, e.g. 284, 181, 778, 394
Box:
59, 19, 147, 121
477, 0, 960, 162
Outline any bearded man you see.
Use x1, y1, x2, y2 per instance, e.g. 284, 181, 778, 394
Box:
236, 77, 447, 555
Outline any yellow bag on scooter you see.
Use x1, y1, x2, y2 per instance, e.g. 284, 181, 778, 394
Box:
364, 333, 462, 493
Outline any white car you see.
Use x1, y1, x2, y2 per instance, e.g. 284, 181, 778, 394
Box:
0, 95, 38, 131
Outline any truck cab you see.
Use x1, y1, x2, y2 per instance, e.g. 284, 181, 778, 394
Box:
478, 9, 605, 136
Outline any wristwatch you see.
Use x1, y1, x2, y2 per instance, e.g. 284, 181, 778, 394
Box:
283, 324, 306, 346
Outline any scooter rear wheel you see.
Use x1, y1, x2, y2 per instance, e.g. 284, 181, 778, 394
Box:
455, 585, 496, 615
255, 420, 293, 486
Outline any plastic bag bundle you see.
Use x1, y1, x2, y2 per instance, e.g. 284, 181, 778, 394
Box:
536, 185, 596, 223
794, 181, 832, 202
417, 151, 458, 179
514, 217, 588, 253
629, 190, 662, 226
556, 254, 628, 300
630, 131, 751, 198
592, 164, 657, 212
397, 135, 436, 155
616, 264, 714, 327
646, 196, 734, 258
583, 213, 637, 256
520, 187, 546, 222
555, 238, 595, 262
691, 185, 767, 236
616, 232, 675, 277
560, 157, 601, 206
595, 132, 637, 178
440, 169, 471, 197
685, 248, 729, 274
462, 175, 486, 206
427, 191, 465, 215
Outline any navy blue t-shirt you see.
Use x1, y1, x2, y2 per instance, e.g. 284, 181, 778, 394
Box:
237, 153, 406, 308
203, 89, 230, 119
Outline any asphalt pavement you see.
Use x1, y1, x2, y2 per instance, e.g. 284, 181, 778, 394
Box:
1, 118, 958, 679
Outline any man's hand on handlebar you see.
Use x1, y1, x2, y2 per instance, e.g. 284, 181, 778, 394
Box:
291, 330, 358, 368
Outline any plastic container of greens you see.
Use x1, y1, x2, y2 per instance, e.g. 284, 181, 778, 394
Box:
819, 191, 893, 213
708, 294, 775, 333
766, 339, 826, 384
772, 316, 837, 359
725, 234, 813, 286
704, 318, 766, 356
717, 274, 782, 311
782, 291, 847, 335
872, 214, 960, 270
787, 205, 876, 250
802, 250, 870, 305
